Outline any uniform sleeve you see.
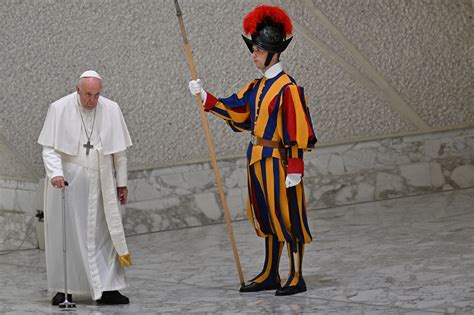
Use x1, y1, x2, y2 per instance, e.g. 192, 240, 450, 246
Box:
203, 80, 258, 132
281, 84, 317, 150
113, 150, 128, 187
281, 84, 317, 175
42, 146, 63, 179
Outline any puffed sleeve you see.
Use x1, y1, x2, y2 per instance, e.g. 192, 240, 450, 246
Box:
204, 80, 259, 132
281, 84, 317, 175
281, 84, 317, 149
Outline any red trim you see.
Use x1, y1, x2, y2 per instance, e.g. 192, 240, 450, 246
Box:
288, 158, 304, 175
233, 104, 250, 113
267, 97, 277, 115
204, 92, 218, 112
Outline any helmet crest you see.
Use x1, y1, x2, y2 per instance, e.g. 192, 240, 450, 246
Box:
243, 5, 293, 38
241, 5, 293, 56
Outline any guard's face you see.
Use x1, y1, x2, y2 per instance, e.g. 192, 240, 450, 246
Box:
252, 45, 268, 71
76, 78, 102, 110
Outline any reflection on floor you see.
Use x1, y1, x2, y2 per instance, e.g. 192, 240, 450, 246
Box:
1, 188, 473, 314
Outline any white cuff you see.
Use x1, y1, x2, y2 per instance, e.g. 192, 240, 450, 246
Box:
285, 173, 302, 188
200, 89, 207, 104
113, 150, 128, 187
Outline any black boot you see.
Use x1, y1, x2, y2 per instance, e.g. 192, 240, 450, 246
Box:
51, 292, 73, 305
97, 290, 130, 305
275, 241, 307, 296
240, 235, 283, 293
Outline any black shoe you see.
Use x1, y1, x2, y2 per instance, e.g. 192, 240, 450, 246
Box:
97, 290, 130, 305
240, 281, 281, 292
275, 278, 307, 296
51, 292, 72, 305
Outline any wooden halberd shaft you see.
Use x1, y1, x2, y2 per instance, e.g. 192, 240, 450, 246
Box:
173, 0, 245, 285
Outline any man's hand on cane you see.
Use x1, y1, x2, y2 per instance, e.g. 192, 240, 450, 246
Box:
51, 176, 66, 190
117, 187, 128, 205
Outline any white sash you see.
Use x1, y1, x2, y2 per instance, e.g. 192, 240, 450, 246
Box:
97, 148, 131, 266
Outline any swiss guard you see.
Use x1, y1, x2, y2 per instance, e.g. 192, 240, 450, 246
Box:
189, 5, 317, 296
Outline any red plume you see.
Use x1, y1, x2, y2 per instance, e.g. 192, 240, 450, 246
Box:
243, 5, 293, 37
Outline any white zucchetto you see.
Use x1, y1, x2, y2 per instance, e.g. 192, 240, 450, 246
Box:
79, 70, 102, 80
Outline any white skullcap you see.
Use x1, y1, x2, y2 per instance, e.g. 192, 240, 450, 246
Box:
79, 70, 102, 80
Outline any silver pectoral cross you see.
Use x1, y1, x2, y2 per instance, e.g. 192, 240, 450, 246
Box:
83, 140, 94, 155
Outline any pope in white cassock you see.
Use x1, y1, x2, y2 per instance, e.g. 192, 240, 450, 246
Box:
38, 70, 132, 305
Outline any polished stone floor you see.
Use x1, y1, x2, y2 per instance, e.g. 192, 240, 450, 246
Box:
1, 188, 473, 314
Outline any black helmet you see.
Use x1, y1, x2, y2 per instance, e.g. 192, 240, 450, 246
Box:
242, 5, 293, 54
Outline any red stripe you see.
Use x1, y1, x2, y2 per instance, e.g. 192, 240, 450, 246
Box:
233, 104, 250, 113
204, 92, 218, 112
288, 158, 304, 175
268, 97, 277, 115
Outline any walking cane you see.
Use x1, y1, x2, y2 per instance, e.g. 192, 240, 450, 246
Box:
173, 0, 245, 286
59, 181, 76, 309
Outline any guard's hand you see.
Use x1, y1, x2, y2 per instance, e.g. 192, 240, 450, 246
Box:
117, 186, 128, 205
188, 79, 203, 95
285, 173, 302, 188
51, 176, 65, 190
188, 79, 207, 103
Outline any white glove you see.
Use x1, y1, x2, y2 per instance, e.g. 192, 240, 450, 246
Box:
188, 79, 207, 103
286, 173, 302, 188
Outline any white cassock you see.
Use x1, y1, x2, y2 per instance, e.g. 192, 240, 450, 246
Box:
38, 91, 132, 300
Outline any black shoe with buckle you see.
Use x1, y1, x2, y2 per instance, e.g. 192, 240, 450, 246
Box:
240, 277, 281, 292
97, 290, 130, 305
275, 277, 307, 296
51, 292, 72, 305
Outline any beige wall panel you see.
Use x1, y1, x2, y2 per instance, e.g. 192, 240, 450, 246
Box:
0, 0, 471, 176
308, 0, 473, 127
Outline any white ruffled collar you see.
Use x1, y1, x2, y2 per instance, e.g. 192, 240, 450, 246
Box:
264, 62, 283, 79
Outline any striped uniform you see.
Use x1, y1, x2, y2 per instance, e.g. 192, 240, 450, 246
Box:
204, 70, 316, 250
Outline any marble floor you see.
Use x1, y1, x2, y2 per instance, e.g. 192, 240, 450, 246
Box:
0, 188, 473, 314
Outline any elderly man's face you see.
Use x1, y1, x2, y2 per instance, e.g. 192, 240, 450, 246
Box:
76, 78, 102, 110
